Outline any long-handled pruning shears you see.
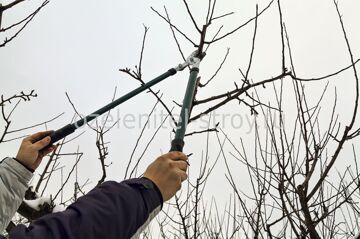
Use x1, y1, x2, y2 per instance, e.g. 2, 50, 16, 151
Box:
48, 49, 205, 152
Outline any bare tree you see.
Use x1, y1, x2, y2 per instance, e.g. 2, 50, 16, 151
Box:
2, 0, 360, 238
134, 1, 360, 238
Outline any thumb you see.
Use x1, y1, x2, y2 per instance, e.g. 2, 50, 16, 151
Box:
32, 136, 51, 150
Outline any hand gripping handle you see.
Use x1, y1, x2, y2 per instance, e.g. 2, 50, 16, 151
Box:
48, 124, 76, 145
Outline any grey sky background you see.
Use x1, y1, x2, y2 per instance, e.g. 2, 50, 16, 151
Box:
1, 0, 360, 232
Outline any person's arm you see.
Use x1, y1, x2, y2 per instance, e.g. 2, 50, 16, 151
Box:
10, 179, 161, 239
9, 151, 188, 239
0, 131, 55, 233
0, 158, 33, 233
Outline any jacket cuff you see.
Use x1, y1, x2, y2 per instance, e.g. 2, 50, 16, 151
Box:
124, 177, 163, 210
13, 158, 34, 173
1, 157, 33, 184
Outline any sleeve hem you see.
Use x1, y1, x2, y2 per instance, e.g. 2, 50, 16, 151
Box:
141, 177, 164, 209
124, 178, 163, 210
2, 157, 33, 183
13, 158, 35, 173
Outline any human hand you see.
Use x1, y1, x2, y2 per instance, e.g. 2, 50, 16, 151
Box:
16, 131, 57, 171
144, 151, 188, 202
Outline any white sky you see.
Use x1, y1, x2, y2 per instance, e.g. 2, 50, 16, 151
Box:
1, 0, 360, 235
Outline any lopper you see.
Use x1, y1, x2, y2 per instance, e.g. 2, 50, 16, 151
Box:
46, 50, 205, 152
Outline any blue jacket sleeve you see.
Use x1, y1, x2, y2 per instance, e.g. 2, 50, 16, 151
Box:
9, 178, 163, 239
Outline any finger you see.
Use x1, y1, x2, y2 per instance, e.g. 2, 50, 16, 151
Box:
28, 131, 53, 143
168, 151, 188, 162
40, 145, 56, 157
177, 169, 188, 182
172, 160, 188, 172
32, 136, 51, 150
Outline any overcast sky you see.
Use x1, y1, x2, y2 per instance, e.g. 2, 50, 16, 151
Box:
1, 0, 360, 232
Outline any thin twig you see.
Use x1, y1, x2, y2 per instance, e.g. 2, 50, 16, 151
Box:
0, 0, 49, 47
199, 48, 230, 88
150, 6, 196, 46
205, 0, 274, 44
181, 0, 201, 33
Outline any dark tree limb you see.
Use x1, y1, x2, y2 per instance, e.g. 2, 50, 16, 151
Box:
0, 0, 26, 11
191, 72, 291, 122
